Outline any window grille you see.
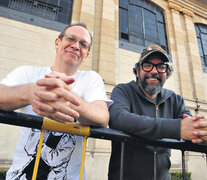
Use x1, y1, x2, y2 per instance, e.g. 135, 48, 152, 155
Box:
119, 0, 169, 53
0, 0, 73, 24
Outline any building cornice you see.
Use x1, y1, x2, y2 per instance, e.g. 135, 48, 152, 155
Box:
168, 0, 207, 19
168, 0, 194, 17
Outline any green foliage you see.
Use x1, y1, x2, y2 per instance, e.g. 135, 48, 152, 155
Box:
0, 169, 6, 180
0, 170, 192, 180
170, 171, 191, 180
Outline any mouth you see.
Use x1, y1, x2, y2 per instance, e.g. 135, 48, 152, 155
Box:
145, 75, 162, 84
65, 51, 79, 57
65, 48, 79, 57
147, 77, 158, 82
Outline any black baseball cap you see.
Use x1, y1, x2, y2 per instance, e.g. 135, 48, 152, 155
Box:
139, 44, 170, 63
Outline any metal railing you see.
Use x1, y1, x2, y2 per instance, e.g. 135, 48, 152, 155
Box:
0, 110, 207, 180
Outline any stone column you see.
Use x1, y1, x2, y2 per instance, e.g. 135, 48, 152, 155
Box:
168, 1, 193, 98
183, 8, 205, 100
98, 0, 115, 83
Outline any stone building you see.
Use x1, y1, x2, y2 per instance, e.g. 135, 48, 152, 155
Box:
0, 0, 207, 179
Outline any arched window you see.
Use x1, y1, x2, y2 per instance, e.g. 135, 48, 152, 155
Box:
119, 0, 169, 54
195, 23, 207, 73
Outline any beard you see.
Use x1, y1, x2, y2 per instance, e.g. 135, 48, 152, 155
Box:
138, 74, 166, 96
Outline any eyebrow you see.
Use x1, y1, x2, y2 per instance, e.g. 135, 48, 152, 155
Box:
68, 34, 89, 43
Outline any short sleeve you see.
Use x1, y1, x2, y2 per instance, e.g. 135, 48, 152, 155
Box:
0, 66, 32, 86
73, 71, 113, 107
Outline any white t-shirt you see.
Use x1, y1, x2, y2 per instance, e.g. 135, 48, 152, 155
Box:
1, 66, 112, 180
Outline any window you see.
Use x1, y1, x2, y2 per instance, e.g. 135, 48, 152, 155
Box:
195, 23, 207, 72
0, 0, 73, 25
119, 0, 169, 54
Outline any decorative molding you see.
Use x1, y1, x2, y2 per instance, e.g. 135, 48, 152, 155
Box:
182, 7, 194, 17
168, 0, 194, 18
168, 1, 182, 12
181, 0, 207, 19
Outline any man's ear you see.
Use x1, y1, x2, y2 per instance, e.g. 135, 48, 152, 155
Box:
84, 51, 90, 60
80, 51, 90, 64
136, 69, 139, 78
55, 38, 60, 51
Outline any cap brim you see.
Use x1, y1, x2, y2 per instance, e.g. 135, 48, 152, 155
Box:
139, 50, 169, 63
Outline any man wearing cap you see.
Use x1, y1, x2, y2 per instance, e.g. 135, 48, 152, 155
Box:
108, 44, 207, 180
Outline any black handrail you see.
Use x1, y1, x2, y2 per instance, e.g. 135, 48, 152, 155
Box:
0, 110, 207, 153
1, 109, 207, 180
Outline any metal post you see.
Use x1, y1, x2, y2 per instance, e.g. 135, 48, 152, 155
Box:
195, 98, 200, 115
206, 153, 207, 165
182, 150, 186, 180
32, 130, 45, 180
154, 146, 157, 180
79, 136, 88, 180
120, 142, 125, 180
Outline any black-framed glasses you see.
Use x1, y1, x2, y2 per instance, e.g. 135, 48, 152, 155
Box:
61, 34, 90, 50
141, 62, 169, 73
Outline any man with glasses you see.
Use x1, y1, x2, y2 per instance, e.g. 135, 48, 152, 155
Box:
108, 45, 207, 180
0, 23, 112, 180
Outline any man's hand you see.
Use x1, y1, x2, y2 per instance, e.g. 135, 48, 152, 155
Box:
32, 72, 80, 123
181, 114, 207, 144
192, 119, 207, 144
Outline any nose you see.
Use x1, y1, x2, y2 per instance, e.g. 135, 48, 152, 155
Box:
71, 41, 80, 50
150, 66, 158, 74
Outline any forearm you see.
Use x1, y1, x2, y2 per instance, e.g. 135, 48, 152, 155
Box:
71, 98, 109, 127
109, 107, 182, 140
110, 110, 162, 139
33, 75, 110, 125
0, 84, 33, 111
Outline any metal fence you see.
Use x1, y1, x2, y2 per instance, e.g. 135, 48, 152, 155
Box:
0, 110, 207, 180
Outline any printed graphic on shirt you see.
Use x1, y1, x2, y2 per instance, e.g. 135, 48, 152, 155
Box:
10, 129, 76, 180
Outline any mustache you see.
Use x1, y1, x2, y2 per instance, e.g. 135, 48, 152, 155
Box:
144, 74, 162, 82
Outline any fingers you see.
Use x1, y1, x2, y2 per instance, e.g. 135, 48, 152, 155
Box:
192, 114, 205, 121
45, 72, 75, 85
181, 113, 207, 143
192, 138, 204, 144
33, 99, 80, 120
33, 74, 81, 123
193, 130, 207, 136
33, 106, 75, 123
37, 76, 75, 95
47, 101, 80, 119
192, 131, 207, 145
192, 137, 207, 145
35, 87, 80, 106
33, 99, 56, 113
37, 78, 74, 89
194, 120, 207, 128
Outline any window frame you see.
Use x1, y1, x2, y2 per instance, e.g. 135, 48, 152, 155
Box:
195, 23, 207, 73
119, 0, 169, 56
0, 0, 73, 31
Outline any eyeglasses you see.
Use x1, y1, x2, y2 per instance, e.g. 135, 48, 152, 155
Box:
61, 34, 90, 50
141, 62, 168, 73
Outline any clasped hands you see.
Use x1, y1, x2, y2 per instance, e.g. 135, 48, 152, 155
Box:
181, 114, 207, 145
31, 72, 81, 123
